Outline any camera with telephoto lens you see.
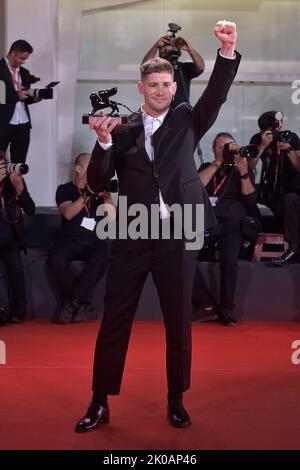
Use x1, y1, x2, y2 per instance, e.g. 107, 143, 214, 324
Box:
271, 127, 292, 144
165, 22, 182, 67
82, 87, 131, 126
82, 179, 119, 197
0, 153, 29, 175
6, 162, 29, 175
25, 74, 60, 100
223, 142, 259, 166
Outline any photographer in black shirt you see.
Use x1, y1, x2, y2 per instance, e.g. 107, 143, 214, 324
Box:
249, 111, 300, 265
193, 133, 260, 326
47, 153, 112, 324
141, 32, 204, 107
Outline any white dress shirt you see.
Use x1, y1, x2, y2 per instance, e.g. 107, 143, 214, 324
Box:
98, 107, 170, 219
141, 107, 169, 219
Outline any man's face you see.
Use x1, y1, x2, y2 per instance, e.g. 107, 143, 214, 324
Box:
273, 119, 283, 131
214, 136, 234, 162
138, 72, 177, 117
76, 155, 91, 181
9, 51, 30, 68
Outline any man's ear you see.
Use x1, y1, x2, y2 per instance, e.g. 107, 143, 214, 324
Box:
137, 80, 144, 95
172, 81, 177, 96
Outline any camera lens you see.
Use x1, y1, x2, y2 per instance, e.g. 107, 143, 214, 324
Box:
239, 145, 258, 159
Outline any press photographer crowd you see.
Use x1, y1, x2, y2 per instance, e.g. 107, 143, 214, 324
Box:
0, 24, 300, 335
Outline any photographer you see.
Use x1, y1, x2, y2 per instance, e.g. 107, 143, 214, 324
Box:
141, 28, 205, 107
0, 40, 40, 163
249, 111, 300, 265
193, 133, 260, 326
0, 150, 35, 325
47, 153, 111, 324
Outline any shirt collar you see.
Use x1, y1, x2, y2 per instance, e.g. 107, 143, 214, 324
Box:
5, 56, 20, 74
141, 106, 169, 128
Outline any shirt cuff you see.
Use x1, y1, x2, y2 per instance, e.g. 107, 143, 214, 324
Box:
98, 139, 113, 150
219, 50, 236, 60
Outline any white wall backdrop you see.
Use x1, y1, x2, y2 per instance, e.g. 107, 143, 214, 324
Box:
4, 0, 300, 205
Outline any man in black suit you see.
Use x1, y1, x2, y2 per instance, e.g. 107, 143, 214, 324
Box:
0, 40, 38, 163
75, 21, 240, 432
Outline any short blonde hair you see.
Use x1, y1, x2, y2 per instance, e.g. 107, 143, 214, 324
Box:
140, 58, 174, 80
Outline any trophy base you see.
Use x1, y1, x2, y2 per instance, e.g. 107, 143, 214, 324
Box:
82, 114, 128, 125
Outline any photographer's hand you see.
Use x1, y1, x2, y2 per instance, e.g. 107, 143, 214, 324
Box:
176, 36, 205, 73
175, 37, 192, 52
18, 88, 29, 101
277, 142, 291, 152
249, 130, 273, 169
214, 20, 237, 57
157, 36, 171, 49
9, 171, 25, 195
235, 155, 248, 177
91, 115, 119, 144
236, 156, 255, 195
141, 37, 170, 64
98, 190, 113, 204
261, 130, 273, 148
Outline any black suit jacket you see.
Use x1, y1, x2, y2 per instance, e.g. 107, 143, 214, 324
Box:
1, 179, 35, 253
0, 58, 35, 127
88, 51, 241, 250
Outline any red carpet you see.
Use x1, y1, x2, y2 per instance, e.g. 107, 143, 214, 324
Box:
0, 320, 300, 450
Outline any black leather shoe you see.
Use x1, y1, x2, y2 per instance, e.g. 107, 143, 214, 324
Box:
192, 306, 219, 323
71, 302, 94, 323
167, 400, 191, 428
52, 299, 78, 324
222, 315, 238, 327
75, 401, 109, 433
217, 308, 238, 327
271, 249, 295, 266
9, 316, 25, 324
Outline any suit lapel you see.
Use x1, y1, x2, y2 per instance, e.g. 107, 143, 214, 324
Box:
129, 112, 152, 166
0, 59, 15, 89
152, 107, 173, 167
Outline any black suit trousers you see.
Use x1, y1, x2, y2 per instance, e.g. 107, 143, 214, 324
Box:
0, 123, 30, 163
92, 239, 198, 395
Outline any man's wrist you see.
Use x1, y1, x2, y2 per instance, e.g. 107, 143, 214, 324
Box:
16, 187, 25, 197
98, 139, 113, 150
211, 160, 222, 169
240, 173, 250, 179
219, 47, 236, 59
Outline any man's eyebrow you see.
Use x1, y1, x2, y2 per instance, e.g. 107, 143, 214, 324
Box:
148, 81, 173, 85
